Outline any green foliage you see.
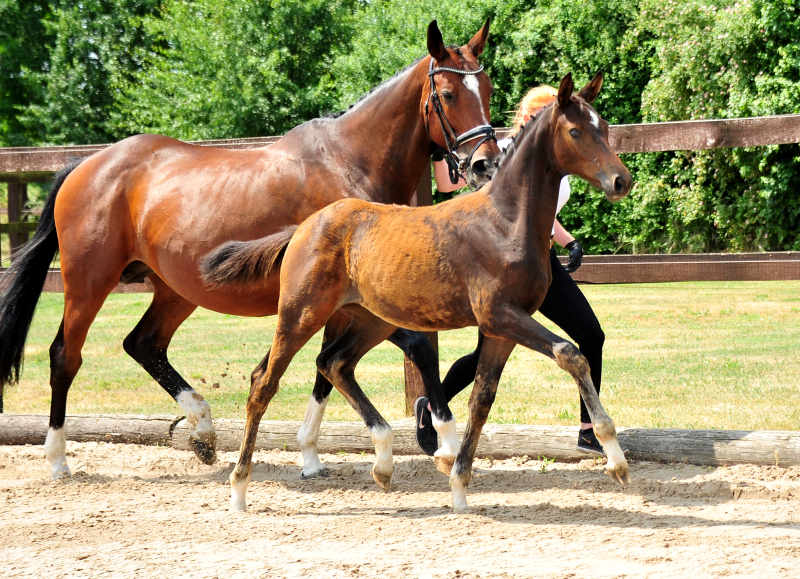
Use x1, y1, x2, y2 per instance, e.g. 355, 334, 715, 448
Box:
0, 1, 54, 146
119, 0, 357, 139
1, 0, 799, 251
21, 0, 160, 145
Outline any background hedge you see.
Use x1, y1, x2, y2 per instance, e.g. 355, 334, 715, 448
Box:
1, 0, 798, 252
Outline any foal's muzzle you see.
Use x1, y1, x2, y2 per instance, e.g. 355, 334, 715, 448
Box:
599, 167, 633, 201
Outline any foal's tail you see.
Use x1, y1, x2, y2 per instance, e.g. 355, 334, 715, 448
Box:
200, 225, 299, 288
0, 159, 84, 390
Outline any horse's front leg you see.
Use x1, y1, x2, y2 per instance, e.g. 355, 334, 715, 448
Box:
449, 336, 516, 512
387, 329, 460, 472
485, 306, 630, 485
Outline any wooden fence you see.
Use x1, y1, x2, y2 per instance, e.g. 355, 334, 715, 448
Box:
2, 114, 800, 415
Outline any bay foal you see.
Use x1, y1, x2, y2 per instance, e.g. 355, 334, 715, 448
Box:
203, 71, 632, 512
0, 21, 500, 479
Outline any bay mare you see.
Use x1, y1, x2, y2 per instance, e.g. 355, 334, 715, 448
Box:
202, 72, 633, 512
0, 21, 501, 480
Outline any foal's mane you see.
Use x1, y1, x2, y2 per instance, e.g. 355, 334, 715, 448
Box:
493, 100, 556, 177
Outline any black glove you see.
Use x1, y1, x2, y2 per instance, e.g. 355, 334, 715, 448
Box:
431, 145, 448, 163
564, 239, 583, 273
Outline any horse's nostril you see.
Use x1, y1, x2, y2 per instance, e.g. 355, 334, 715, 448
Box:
614, 175, 625, 195
472, 160, 492, 176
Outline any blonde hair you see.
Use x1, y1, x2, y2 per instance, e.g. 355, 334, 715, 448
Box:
509, 85, 558, 137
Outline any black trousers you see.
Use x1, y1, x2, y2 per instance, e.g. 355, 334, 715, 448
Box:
440, 248, 604, 424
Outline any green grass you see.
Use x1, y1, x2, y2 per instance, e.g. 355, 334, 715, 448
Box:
5, 281, 800, 431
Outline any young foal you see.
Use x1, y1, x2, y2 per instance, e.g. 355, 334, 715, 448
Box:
203, 72, 632, 512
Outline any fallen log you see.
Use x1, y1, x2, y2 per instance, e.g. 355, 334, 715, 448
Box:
0, 414, 179, 446
170, 417, 800, 466
2, 414, 799, 467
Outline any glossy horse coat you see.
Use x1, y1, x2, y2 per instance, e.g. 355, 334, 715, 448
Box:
0, 21, 501, 480
203, 72, 633, 511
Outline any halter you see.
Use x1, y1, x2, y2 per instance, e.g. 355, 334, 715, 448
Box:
424, 58, 496, 184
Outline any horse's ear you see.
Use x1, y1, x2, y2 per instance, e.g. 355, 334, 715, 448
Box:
577, 70, 604, 104
427, 20, 448, 63
557, 73, 574, 109
467, 17, 491, 57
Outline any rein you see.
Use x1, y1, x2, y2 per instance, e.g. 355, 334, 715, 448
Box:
424, 58, 496, 184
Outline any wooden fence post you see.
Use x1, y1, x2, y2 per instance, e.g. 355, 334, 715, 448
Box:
404, 163, 439, 416
7, 182, 28, 260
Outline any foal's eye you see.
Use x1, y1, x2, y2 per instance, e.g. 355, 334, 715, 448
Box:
569, 128, 581, 139
442, 91, 454, 102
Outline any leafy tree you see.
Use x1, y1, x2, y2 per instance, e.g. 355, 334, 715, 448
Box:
0, 0, 53, 146
119, 0, 357, 140
20, 0, 160, 145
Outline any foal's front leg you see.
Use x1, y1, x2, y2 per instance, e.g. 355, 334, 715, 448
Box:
449, 336, 516, 511
486, 306, 630, 484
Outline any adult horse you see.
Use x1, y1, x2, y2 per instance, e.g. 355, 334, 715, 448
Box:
0, 20, 501, 480
202, 71, 632, 512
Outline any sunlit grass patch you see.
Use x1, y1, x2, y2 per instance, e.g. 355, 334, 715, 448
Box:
5, 281, 800, 430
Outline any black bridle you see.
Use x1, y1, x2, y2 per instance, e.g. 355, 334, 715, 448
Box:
424, 58, 496, 185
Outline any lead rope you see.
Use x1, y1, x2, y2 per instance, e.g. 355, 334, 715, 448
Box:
424, 58, 496, 185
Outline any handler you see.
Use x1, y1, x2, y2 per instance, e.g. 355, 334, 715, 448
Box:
421, 85, 606, 455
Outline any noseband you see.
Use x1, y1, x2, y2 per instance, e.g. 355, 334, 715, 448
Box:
424, 59, 496, 184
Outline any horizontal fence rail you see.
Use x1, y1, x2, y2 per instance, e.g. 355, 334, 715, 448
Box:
2, 114, 800, 181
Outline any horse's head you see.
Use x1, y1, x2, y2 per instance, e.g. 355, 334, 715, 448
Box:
424, 19, 501, 189
550, 72, 632, 202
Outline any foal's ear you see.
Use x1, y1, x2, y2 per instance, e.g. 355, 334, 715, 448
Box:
427, 20, 448, 63
577, 70, 604, 104
467, 17, 491, 58
557, 73, 574, 109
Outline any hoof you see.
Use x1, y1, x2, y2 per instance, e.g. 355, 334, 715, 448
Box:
300, 467, 329, 480
372, 467, 392, 491
433, 455, 455, 476
606, 461, 631, 485
190, 433, 217, 465
50, 466, 72, 481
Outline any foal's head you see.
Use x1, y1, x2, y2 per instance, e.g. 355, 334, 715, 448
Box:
548, 72, 632, 201
424, 20, 501, 188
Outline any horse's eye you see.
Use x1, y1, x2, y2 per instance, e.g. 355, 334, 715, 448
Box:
569, 128, 581, 139
442, 91, 454, 102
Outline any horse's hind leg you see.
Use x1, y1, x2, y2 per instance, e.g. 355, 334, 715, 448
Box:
296, 311, 351, 479
47, 280, 119, 479
316, 310, 398, 490
121, 276, 215, 463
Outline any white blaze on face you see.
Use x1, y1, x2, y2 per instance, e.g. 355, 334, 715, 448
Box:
588, 109, 601, 131
462, 74, 489, 125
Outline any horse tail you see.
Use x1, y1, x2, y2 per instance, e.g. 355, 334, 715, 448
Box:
0, 159, 84, 390
200, 225, 299, 288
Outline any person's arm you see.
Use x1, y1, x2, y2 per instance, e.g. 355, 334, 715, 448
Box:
433, 159, 466, 193
553, 219, 583, 273
552, 219, 574, 247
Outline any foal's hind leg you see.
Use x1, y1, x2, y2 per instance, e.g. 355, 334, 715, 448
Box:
122, 276, 215, 463
297, 311, 351, 479
316, 310, 398, 491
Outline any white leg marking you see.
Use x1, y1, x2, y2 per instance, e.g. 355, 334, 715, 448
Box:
230, 474, 250, 512
432, 415, 459, 460
370, 425, 394, 484
603, 437, 627, 472
463, 75, 490, 125
176, 389, 214, 435
297, 396, 329, 478
44, 427, 71, 480
450, 470, 469, 513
